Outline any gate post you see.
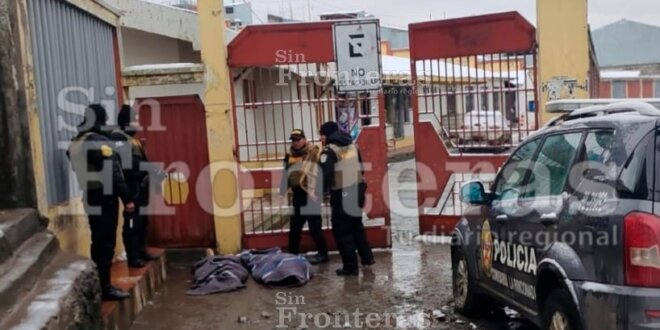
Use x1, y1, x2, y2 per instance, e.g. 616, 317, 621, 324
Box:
198, 0, 241, 254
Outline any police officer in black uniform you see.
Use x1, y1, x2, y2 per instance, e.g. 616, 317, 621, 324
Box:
318, 121, 374, 276
67, 104, 133, 300
279, 129, 329, 264
111, 105, 165, 268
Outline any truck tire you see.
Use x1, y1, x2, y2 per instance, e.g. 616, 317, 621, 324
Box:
541, 288, 583, 330
452, 248, 492, 316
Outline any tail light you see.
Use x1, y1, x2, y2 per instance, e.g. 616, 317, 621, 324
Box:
624, 212, 660, 287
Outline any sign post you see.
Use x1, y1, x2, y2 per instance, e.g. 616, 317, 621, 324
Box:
333, 20, 382, 92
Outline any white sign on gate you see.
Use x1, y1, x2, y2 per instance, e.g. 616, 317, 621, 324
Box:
333, 20, 382, 92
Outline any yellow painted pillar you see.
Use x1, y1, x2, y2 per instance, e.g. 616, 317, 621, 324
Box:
537, 0, 590, 125
198, 0, 242, 254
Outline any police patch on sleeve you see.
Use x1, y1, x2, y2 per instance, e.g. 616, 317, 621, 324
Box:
320, 154, 327, 163
101, 145, 113, 157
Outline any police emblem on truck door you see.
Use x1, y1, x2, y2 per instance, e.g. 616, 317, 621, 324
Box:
480, 219, 494, 277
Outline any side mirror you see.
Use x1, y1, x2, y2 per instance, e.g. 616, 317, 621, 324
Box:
460, 181, 488, 205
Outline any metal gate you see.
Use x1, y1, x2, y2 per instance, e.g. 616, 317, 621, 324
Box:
409, 12, 539, 235
136, 95, 215, 248
227, 21, 391, 251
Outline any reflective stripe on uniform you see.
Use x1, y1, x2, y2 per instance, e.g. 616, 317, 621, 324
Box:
326, 144, 362, 191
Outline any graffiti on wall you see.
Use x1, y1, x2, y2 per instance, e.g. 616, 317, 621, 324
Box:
542, 76, 589, 101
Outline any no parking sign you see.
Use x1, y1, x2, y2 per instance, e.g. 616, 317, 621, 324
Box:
333, 20, 382, 92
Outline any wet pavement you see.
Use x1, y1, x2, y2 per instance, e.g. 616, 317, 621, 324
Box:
132, 160, 537, 330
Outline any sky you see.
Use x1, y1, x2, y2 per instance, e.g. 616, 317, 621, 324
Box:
154, 0, 660, 30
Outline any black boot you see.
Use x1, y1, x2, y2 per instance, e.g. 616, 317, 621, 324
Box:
128, 259, 146, 268
336, 268, 359, 276
102, 285, 129, 300
306, 254, 329, 265
140, 250, 159, 261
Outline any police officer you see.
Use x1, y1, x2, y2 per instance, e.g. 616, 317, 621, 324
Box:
318, 121, 374, 276
111, 105, 165, 268
67, 104, 133, 300
279, 129, 329, 264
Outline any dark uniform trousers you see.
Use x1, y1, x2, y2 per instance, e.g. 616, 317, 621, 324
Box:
330, 183, 373, 271
123, 185, 149, 262
111, 129, 154, 262
288, 187, 328, 256
83, 189, 119, 289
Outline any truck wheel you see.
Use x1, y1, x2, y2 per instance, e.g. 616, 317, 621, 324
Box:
452, 248, 491, 315
541, 288, 583, 330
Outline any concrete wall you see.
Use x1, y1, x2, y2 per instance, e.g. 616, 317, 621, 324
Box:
112, 0, 201, 49
225, 2, 253, 26
0, 0, 37, 209
537, 0, 591, 124
127, 83, 204, 101
122, 27, 201, 67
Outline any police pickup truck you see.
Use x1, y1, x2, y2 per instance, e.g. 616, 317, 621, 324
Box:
452, 101, 660, 330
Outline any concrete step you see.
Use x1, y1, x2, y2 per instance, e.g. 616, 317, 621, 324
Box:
103, 248, 167, 330
0, 231, 59, 318
0, 209, 44, 266
0, 252, 101, 330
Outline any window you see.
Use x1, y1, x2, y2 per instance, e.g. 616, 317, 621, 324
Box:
571, 130, 617, 201
480, 93, 489, 110
524, 133, 583, 198
655, 79, 660, 97
612, 81, 626, 99
447, 92, 457, 115
583, 131, 614, 164
493, 139, 541, 200
618, 132, 654, 200
402, 87, 411, 124
493, 92, 501, 111
465, 94, 475, 112
225, 6, 234, 14
384, 87, 397, 125
242, 79, 257, 108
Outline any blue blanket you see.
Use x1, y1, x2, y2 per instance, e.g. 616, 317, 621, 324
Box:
239, 247, 313, 288
187, 256, 249, 296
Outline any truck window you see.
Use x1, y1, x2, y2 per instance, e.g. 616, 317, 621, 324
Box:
618, 132, 654, 201
524, 132, 583, 198
493, 139, 540, 201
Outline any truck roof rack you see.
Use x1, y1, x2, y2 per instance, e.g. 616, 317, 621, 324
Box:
546, 101, 660, 127
546, 98, 660, 113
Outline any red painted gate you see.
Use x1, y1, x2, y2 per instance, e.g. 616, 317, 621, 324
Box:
136, 95, 215, 248
409, 12, 539, 235
227, 21, 392, 251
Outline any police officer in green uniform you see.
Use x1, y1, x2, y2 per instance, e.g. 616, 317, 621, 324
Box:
111, 105, 165, 268
318, 121, 374, 276
67, 104, 133, 300
279, 129, 329, 264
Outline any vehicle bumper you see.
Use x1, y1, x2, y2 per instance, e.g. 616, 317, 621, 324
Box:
453, 130, 508, 142
574, 281, 660, 330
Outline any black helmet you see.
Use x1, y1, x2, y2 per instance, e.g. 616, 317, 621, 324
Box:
79, 104, 108, 133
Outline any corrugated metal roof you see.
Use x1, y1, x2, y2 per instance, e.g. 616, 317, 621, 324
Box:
593, 19, 660, 67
